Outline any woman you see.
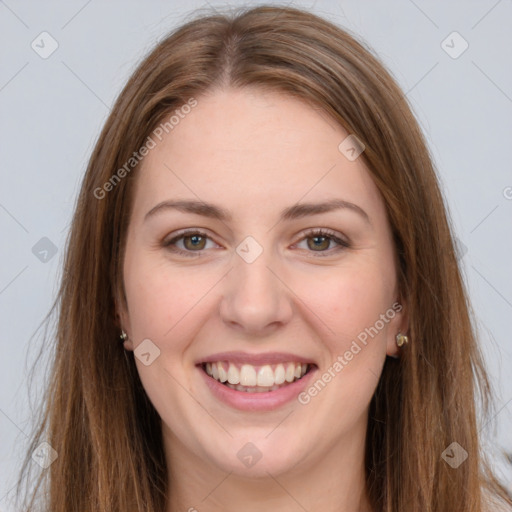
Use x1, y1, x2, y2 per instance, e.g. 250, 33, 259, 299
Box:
17, 5, 512, 511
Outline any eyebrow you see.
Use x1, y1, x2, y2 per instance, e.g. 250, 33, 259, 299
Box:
144, 198, 371, 225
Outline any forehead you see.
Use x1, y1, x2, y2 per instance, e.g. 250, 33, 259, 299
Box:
130, 87, 385, 222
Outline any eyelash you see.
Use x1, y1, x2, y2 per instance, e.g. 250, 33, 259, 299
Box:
162, 228, 350, 258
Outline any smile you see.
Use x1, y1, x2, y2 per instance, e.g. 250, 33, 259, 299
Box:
202, 361, 310, 392
197, 351, 318, 410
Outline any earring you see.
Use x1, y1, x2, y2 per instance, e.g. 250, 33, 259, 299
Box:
396, 332, 409, 348
120, 330, 127, 341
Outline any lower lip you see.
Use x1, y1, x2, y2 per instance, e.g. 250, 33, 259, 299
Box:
198, 365, 317, 411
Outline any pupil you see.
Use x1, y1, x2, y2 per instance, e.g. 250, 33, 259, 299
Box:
309, 236, 328, 251
186, 235, 205, 250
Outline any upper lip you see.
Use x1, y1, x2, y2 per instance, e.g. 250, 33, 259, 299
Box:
197, 351, 316, 366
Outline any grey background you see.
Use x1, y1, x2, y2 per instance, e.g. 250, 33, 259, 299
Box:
1, 0, 511, 508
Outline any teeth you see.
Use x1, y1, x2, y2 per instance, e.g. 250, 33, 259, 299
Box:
274, 364, 285, 385
218, 364, 228, 383
227, 364, 240, 385
240, 364, 257, 386
257, 365, 274, 387
285, 363, 295, 383
204, 361, 309, 389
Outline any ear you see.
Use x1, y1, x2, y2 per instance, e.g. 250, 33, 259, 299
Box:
386, 299, 409, 359
114, 296, 134, 351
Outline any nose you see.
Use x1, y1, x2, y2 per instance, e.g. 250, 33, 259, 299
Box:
219, 243, 294, 335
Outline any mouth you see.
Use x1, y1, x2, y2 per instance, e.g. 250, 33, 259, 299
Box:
199, 360, 314, 393
196, 351, 318, 410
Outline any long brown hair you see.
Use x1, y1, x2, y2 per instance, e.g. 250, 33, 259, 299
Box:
17, 5, 512, 511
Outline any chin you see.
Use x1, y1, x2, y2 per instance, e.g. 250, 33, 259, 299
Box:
202, 433, 305, 478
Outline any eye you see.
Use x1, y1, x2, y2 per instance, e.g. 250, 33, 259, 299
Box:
294, 228, 350, 256
163, 229, 220, 257
163, 228, 350, 258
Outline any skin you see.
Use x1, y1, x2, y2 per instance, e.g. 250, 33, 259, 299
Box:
117, 87, 408, 512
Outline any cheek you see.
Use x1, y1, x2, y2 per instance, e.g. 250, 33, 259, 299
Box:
296, 267, 395, 413
302, 263, 395, 342
123, 250, 208, 340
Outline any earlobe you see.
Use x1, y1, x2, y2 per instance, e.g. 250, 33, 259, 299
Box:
386, 299, 409, 358
386, 336, 401, 359
120, 330, 134, 351
114, 297, 134, 351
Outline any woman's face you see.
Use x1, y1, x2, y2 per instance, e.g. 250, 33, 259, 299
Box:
118, 87, 406, 478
